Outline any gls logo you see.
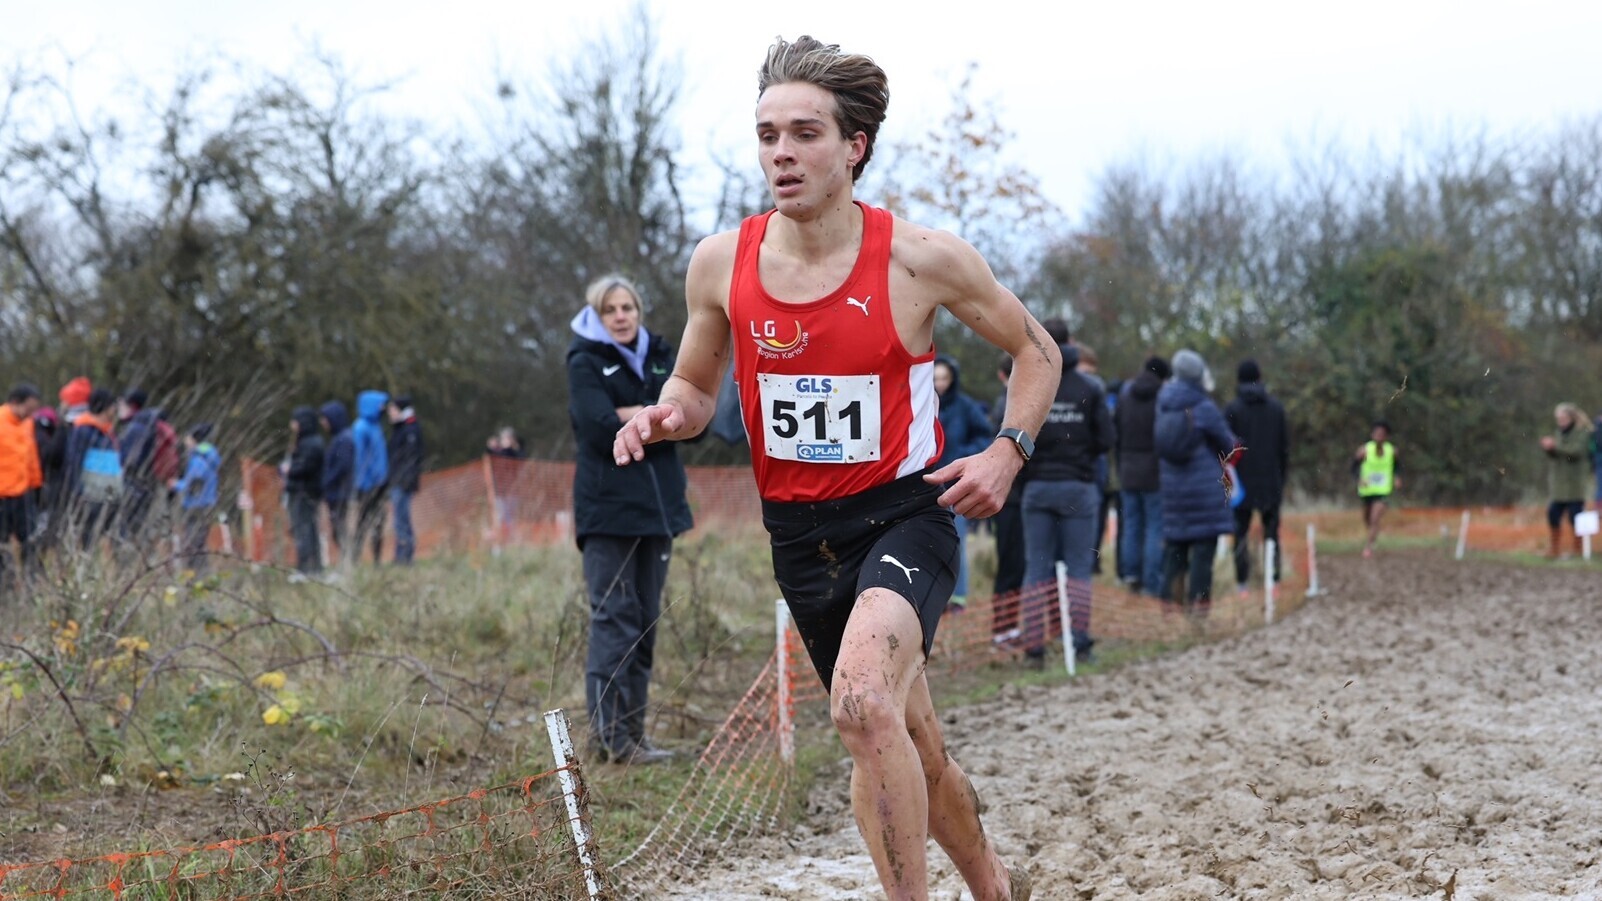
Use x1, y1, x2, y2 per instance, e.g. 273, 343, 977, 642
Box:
793, 377, 833, 394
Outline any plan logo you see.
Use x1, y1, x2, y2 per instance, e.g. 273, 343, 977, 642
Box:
796, 443, 843, 461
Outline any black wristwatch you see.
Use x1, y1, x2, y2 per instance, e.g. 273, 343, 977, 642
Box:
996, 428, 1034, 463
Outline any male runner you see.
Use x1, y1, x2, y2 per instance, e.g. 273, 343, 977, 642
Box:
614, 35, 1057, 900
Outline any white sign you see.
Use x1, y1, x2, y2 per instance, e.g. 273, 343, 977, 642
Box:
1575, 510, 1600, 537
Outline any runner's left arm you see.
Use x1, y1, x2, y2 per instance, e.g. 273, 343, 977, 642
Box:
918, 231, 1061, 517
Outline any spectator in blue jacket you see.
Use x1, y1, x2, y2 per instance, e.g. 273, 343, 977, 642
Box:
350, 389, 389, 564
933, 355, 993, 612
1154, 350, 1239, 618
174, 422, 221, 572
320, 401, 356, 560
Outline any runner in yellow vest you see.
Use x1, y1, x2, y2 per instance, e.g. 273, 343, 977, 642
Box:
1353, 420, 1400, 559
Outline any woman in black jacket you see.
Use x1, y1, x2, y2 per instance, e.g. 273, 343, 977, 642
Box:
567, 274, 693, 765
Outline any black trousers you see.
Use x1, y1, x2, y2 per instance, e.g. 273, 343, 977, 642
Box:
1164, 536, 1219, 606
991, 493, 1026, 633
1232, 504, 1282, 585
582, 534, 671, 754
0, 494, 35, 588
288, 492, 322, 574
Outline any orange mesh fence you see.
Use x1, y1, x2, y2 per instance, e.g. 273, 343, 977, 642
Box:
0, 766, 602, 900
610, 655, 790, 896
1284, 506, 1566, 556
238, 456, 762, 564
236, 453, 1569, 566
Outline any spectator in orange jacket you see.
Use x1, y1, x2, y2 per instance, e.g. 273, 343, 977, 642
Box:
1, 384, 44, 585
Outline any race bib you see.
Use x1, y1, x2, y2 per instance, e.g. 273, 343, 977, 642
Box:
757, 374, 881, 464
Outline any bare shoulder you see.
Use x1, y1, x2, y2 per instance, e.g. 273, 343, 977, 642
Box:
689, 229, 739, 277
887, 216, 992, 300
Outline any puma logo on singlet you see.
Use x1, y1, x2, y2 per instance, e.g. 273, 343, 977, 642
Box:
845, 296, 871, 316
879, 554, 919, 584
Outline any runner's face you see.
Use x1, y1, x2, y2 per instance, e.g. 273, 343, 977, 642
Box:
756, 82, 865, 219
600, 288, 640, 346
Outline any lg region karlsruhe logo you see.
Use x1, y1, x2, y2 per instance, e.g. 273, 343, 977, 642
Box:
749, 319, 808, 358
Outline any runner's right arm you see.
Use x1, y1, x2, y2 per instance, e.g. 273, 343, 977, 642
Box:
615, 234, 735, 464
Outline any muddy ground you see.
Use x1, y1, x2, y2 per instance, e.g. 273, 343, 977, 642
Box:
667, 554, 1602, 899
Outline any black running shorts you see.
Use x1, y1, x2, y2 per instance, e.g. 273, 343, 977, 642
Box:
761, 471, 959, 691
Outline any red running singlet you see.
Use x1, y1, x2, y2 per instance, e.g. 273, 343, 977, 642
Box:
730, 202, 943, 503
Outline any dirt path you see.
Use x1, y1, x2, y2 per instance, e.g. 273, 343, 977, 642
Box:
665, 555, 1602, 899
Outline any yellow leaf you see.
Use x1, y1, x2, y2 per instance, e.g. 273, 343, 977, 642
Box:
10, 683, 22, 700
253, 671, 287, 691
277, 695, 303, 715
262, 705, 287, 726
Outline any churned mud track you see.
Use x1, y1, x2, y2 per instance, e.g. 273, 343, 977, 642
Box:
668, 555, 1602, 899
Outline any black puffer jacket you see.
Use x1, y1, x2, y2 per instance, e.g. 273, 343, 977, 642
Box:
1224, 382, 1289, 509
1115, 369, 1163, 493
566, 328, 693, 546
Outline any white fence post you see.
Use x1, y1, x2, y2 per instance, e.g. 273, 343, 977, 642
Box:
1455, 510, 1471, 561
1264, 539, 1277, 624
544, 708, 607, 901
775, 599, 794, 765
1055, 561, 1074, 677
1305, 523, 1319, 598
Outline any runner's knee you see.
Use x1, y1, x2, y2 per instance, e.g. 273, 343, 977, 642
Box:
829, 680, 904, 747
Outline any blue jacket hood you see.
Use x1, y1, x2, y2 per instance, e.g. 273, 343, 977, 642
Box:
357, 390, 389, 422
321, 401, 350, 434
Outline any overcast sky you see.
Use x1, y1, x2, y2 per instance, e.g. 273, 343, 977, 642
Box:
7, 0, 1602, 227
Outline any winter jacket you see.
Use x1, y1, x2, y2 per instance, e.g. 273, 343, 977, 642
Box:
566, 322, 693, 545
285, 407, 325, 498
351, 390, 389, 492
175, 442, 221, 511
1114, 370, 1163, 493
63, 414, 118, 498
1546, 423, 1592, 502
0, 406, 42, 498
1155, 378, 1238, 542
1224, 382, 1290, 509
388, 414, 424, 493
118, 408, 178, 486
1027, 346, 1113, 484
934, 356, 995, 469
41, 405, 82, 509
321, 401, 356, 504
